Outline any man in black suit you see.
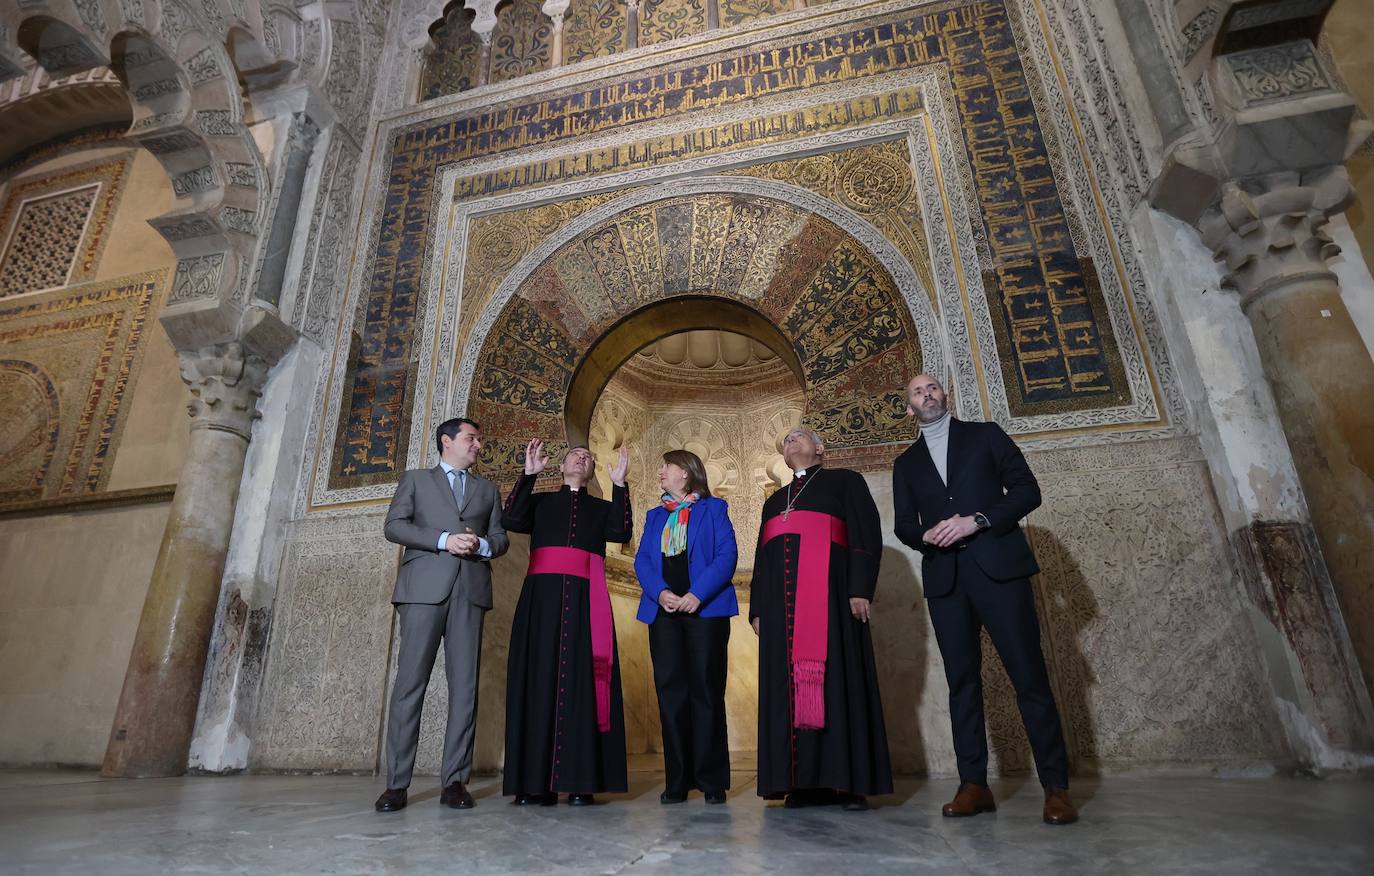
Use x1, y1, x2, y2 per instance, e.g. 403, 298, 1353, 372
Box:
892, 374, 1077, 825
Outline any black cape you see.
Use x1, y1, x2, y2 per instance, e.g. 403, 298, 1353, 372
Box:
501, 475, 632, 795
749, 465, 893, 797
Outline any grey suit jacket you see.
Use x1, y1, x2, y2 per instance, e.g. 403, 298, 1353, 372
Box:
384, 466, 509, 608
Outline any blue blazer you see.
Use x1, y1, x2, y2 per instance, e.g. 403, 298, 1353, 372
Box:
633, 496, 739, 623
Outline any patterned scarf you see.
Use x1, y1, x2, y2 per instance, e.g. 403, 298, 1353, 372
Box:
660, 492, 700, 557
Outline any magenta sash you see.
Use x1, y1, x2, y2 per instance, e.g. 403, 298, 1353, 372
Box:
527, 546, 614, 733
762, 510, 849, 730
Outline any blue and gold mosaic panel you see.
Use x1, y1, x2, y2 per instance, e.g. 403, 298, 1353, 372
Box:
419, 6, 482, 101
490, 0, 554, 85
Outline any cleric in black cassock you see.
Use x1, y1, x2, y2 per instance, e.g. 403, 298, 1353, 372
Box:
750, 427, 893, 810
501, 440, 632, 806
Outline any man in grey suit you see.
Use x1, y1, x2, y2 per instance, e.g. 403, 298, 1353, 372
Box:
375, 417, 509, 812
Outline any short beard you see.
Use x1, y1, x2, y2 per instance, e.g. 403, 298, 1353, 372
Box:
915, 400, 948, 424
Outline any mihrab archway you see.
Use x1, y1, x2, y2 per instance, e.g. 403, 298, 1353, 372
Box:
461, 183, 938, 482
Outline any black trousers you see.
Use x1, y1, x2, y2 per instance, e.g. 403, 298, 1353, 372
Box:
648, 611, 731, 794
927, 552, 1069, 788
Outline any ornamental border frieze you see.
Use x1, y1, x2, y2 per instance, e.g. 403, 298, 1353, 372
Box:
302, 0, 1183, 511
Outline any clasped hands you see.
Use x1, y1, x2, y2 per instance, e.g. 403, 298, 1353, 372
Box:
658, 591, 702, 614
922, 514, 980, 549
445, 528, 481, 557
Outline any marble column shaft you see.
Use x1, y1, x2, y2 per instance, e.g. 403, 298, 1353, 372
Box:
103, 344, 268, 778
1203, 171, 1374, 713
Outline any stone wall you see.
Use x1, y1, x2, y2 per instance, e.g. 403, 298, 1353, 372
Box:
0, 144, 185, 766
253, 435, 1285, 777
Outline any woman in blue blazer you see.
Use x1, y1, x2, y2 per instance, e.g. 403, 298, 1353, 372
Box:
634, 449, 738, 805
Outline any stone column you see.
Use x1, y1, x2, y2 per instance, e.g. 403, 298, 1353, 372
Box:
627, 0, 641, 51
469, 0, 498, 87
543, 0, 569, 67
1202, 168, 1374, 704
103, 343, 269, 777
707, 0, 720, 31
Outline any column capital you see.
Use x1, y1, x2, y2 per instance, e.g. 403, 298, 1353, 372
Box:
542, 0, 570, 22
466, 0, 500, 43
1198, 167, 1352, 308
179, 342, 270, 440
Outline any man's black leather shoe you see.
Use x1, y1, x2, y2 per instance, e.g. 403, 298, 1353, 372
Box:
375, 788, 407, 812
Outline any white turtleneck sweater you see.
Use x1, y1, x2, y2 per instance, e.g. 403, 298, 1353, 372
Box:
921, 411, 952, 484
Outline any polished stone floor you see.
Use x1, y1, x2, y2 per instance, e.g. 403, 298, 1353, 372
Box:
1, 768, 1371, 874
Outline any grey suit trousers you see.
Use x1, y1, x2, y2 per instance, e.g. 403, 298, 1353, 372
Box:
385, 596, 485, 789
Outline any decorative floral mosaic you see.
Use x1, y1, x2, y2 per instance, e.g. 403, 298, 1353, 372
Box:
640, 0, 709, 47
564, 0, 627, 63
418, 6, 482, 100
490, 0, 554, 84
721, 0, 796, 27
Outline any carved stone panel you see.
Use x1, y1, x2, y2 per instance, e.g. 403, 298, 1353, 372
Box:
253, 513, 399, 771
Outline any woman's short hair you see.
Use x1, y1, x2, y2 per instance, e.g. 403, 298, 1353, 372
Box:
662, 449, 712, 498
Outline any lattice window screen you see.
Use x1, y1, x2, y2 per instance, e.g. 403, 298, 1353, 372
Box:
0, 184, 100, 298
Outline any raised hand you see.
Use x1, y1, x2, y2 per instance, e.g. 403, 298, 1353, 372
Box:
523, 438, 548, 476
608, 445, 630, 486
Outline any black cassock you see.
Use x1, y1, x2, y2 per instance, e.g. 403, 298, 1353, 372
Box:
502, 475, 632, 795
750, 465, 893, 798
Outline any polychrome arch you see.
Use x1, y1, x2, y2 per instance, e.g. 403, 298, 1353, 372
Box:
454, 178, 943, 479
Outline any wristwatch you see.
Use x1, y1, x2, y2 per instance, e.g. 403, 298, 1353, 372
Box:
973, 512, 990, 531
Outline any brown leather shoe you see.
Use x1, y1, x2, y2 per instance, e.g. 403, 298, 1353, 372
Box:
942, 782, 996, 817
1043, 787, 1078, 825
440, 781, 474, 809
374, 788, 407, 812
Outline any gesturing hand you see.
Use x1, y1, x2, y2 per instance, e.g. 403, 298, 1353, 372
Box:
608, 446, 629, 487
922, 514, 979, 548
523, 438, 548, 476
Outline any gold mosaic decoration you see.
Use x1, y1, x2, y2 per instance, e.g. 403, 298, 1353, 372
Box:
563, 0, 627, 64
721, 0, 795, 27
335, 2, 1141, 488
726, 140, 936, 310
640, 0, 709, 47
466, 191, 923, 478
0, 270, 165, 508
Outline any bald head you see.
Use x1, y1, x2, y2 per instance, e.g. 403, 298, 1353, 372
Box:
905, 373, 949, 424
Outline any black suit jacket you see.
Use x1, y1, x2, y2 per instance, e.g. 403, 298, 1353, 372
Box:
892, 418, 1041, 598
